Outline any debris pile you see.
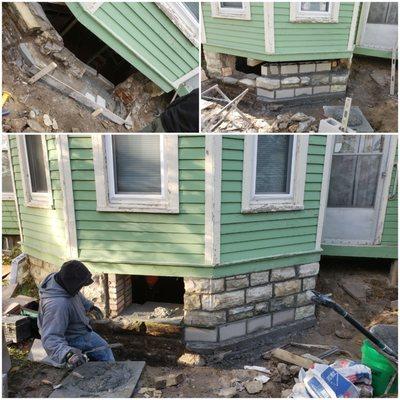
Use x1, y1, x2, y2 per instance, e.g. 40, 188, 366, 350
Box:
3, 108, 59, 133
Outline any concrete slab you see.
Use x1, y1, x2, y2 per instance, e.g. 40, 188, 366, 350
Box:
114, 302, 183, 326
50, 361, 145, 398
323, 105, 373, 132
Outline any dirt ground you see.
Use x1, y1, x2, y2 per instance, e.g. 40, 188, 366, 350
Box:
201, 56, 398, 133
5, 257, 398, 398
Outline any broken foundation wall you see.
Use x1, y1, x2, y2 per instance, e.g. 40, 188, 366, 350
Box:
204, 50, 350, 102
184, 263, 319, 352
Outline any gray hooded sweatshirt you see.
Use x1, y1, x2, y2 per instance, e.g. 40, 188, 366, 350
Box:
37, 273, 93, 364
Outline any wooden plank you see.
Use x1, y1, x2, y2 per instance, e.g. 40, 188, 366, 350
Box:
28, 62, 57, 84
270, 348, 314, 369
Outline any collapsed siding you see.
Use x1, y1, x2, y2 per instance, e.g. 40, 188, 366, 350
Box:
9, 135, 67, 266
219, 135, 325, 264
2, 200, 19, 235
202, 2, 354, 61
70, 136, 205, 269
67, 2, 199, 93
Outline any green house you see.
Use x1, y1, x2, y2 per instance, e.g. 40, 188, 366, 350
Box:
7, 134, 397, 351
201, 2, 397, 101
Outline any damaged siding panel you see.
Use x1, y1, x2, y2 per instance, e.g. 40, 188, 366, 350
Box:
274, 2, 354, 55
67, 2, 198, 92
2, 200, 19, 235
220, 135, 326, 264
9, 136, 68, 266
70, 136, 206, 267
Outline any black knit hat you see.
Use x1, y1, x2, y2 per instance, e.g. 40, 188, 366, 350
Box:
54, 260, 93, 296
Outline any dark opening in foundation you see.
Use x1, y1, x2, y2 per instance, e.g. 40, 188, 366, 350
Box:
235, 56, 262, 75
40, 2, 136, 85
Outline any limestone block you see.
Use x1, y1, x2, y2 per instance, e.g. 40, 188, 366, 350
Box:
202, 290, 245, 311
295, 305, 315, 320
184, 310, 226, 327
246, 285, 273, 303
256, 77, 280, 90
184, 278, 224, 294
226, 275, 249, 291
184, 294, 201, 310
219, 320, 246, 341
274, 280, 301, 297
331, 84, 346, 92
270, 295, 295, 311
250, 270, 270, 286
270, 266, 296, 282
297, 263, 319, 277
311, 74, 330, 85
185, 327, 218, 342
281, 76, 300, 87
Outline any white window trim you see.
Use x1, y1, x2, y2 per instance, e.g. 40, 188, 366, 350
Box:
2, 147, 14, 201
92, 135, 179, 213
16, 135, 53, 209
242, 135, 309, 213
290, 2, 340, 23
211, 2, 251, 20
156, 2, 199, 48
264, 2, 275, 54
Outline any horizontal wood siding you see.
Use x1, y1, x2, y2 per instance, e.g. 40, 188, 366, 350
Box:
219, 135, 325, 264
71, 136, 205, 268
2, 200, 19, 235
68, 2, 198, 92
381, 154, 398, 247
9, 136, 67, 266
202, 2, 354, 61
274, 2, 354, 56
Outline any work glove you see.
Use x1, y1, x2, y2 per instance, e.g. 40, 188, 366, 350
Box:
65, 349, 87, 370
88, 305, 104, 320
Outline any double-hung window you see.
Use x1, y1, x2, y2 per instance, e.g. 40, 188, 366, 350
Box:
211, 2, 251, 20
290, 2, 340, 23
242, 135, 308, 212
16, 135, 52, 208
93, 135, 179, 213
2, 145, 14, 201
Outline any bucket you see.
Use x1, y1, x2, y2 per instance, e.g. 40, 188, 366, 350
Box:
361, 339, 398, 396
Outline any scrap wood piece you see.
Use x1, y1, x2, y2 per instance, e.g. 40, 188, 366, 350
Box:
290, 342, 334, 351
270, 348, 314, 369
390, 44, 397, 96
28, 62, 57, 84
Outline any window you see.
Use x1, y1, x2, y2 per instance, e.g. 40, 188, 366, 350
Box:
367, 3, 398, 25
290, 2, 340, 23
328, 135, 383, 208
211, 2, 251, 20
2, 149, 14, 200
242, 135, 309, 212
92, 135, 179, 213
16, 135, 52, 208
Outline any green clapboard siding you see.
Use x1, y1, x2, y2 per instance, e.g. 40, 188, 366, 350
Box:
71, 136, 205, 269
2, 200, 19, 235
67, 2, 198, 93
219, 135, 325, 265
202, 2, 354, 62
9, 136, 68, 266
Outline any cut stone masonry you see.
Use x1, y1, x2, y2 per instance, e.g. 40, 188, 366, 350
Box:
184, 262, 319, 350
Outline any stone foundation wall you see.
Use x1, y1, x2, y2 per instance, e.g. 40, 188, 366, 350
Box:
205, 52, 350, 102
183, 263, 319, 350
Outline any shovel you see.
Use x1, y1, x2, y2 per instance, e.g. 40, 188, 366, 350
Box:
310, 290, 398, 363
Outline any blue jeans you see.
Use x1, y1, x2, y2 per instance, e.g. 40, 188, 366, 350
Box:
68, 331, 115, 362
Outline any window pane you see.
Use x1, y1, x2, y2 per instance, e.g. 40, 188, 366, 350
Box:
367, 3, 390, 23
25, 135, 48, 193
220, 2, 243, 9
113, 135, 161, 195
387, 3, 398, 25
328, 155, 357, 207
334, 135, 358, 153
255, 135, 293, 195
184, 2, 199, 20
300, 2, 329, 12
354, 155, 381, 207
362, 135, 384, 153
2, 151, 13, 193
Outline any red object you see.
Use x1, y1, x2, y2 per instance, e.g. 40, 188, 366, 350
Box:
145, 276, 159, 287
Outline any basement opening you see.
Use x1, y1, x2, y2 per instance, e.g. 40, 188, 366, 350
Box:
40, 2, 136, 85
235, 56, 262, 75
111, 275, 184, 326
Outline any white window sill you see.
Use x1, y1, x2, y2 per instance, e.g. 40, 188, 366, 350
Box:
97, 201, 179, 214
2, 193, 14, 201
242, 202, 304, 213
25, 199, 53, 209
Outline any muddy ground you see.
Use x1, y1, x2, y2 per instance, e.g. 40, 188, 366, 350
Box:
201, 56, 398, 133
6, 258, 397, 398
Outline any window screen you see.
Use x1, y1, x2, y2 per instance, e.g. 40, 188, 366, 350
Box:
255, 135, 293, 195
25, 135, 48, 193
2, 151, 13, 193
328, 136, 383, 208
367, 2, 398, 24
112, 135, 162, 195
300, 2, 329, 12
220, 2, 243, 9
184, 2, 199, 20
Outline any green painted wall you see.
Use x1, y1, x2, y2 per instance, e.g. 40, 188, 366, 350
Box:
67, 2, 198, 93
9, 135, 68, 266
2, 199, 19, 235
354, 46, 393, 59
219, 135, 326, 266
202, 2, 354, 62
70, 136, 206, 271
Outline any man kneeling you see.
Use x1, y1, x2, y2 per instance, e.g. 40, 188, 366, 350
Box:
38, 260, 114, 369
